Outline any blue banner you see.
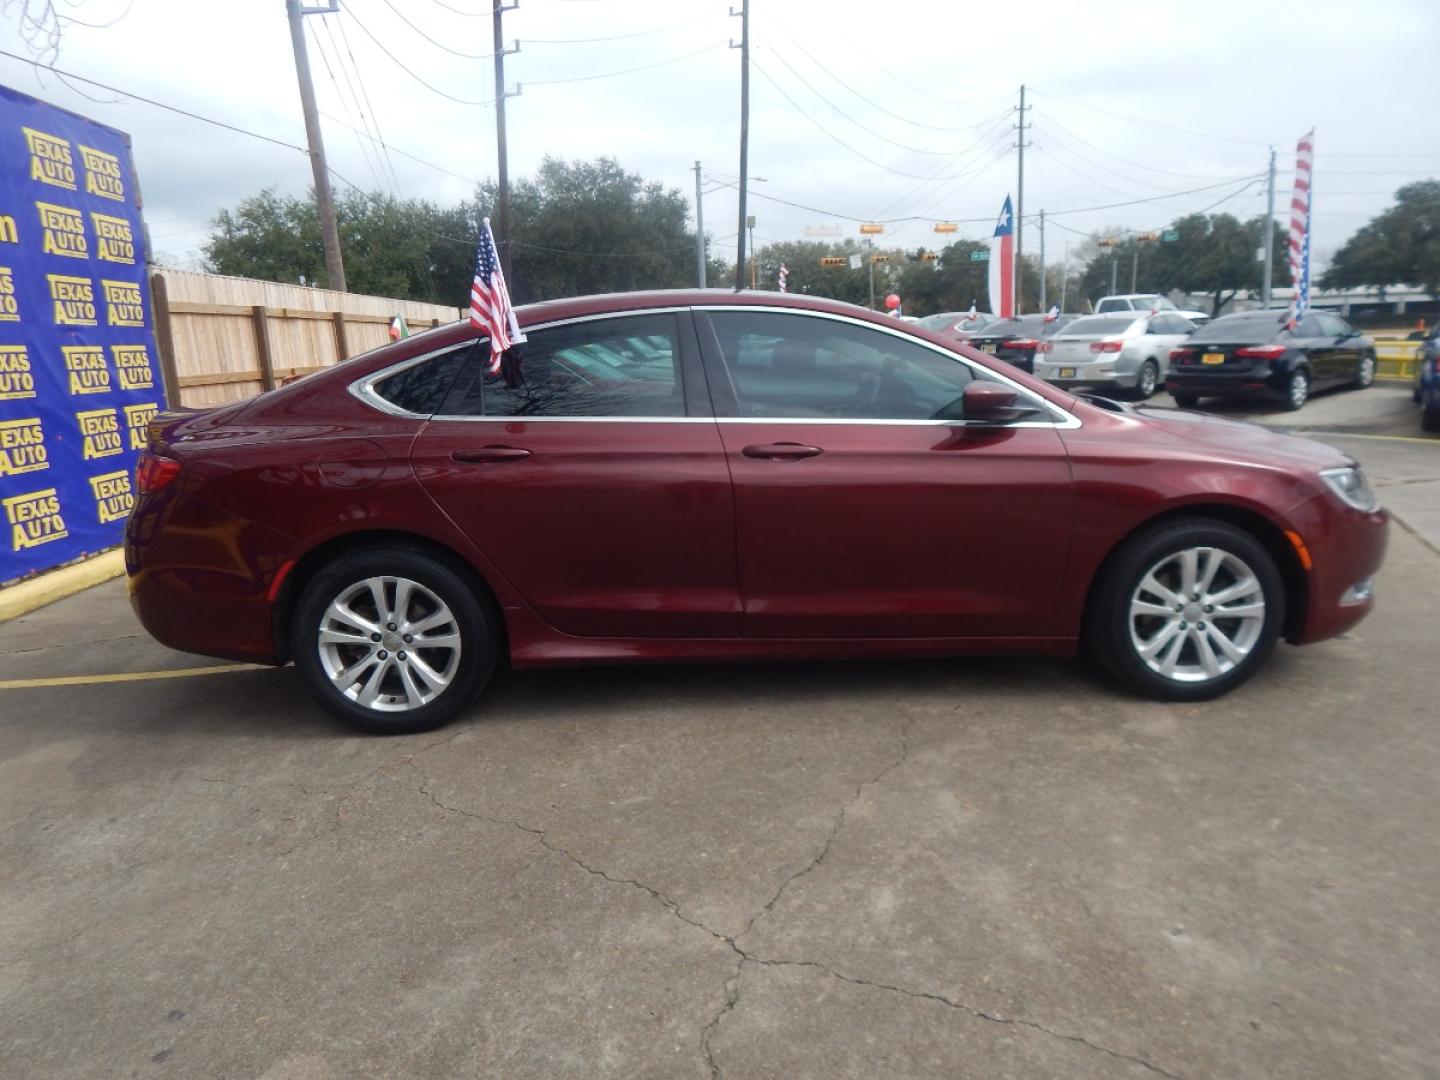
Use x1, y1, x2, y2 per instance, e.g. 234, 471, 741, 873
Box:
0, 84, 163, 583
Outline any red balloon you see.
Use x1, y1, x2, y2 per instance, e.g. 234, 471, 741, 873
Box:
884, 293, 901, 309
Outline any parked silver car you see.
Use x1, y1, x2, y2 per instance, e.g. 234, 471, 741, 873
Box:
1034, 312, 1196, 398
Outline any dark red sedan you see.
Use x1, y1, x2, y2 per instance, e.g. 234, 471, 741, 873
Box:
126, 291, 1388, 734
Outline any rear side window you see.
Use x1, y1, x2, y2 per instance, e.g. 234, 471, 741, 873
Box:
473, 312, 685, 418
372, 348, 470, 415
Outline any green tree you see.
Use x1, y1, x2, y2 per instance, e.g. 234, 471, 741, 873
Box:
1322, 180, 1440, 298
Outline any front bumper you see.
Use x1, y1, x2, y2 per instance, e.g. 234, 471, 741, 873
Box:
1288, 493, 1389, 644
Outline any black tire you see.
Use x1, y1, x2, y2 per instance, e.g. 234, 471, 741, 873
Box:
1283, 367, 1310, 411
1134, 359, 1159, 400
1423, 405, 1440, 433
1172, 391, 1200, 409
1086, 517, 1286, 702
292, 546, 498, 735
1352, 352, 1376, 389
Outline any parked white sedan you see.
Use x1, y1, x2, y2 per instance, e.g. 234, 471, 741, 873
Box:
1034, 312, 1196, 399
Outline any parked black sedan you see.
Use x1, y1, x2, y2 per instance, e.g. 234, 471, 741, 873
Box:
963, 313, 1076, 373
1166, 309, 1376, 411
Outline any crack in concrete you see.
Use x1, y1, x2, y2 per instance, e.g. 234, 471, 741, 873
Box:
408, 716, 1181, 1080
738, 704, 915, 943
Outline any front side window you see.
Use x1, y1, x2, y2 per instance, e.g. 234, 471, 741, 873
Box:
707, 310, 1006, 421
458, 313, 684, 418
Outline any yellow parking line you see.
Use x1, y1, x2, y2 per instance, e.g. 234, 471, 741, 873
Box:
0, 663, 267, 690
1304, 431, 1440, 446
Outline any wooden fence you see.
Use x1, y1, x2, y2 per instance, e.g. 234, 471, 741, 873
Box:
149, 268, 462, 408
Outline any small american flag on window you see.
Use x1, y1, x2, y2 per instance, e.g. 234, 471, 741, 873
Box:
469, 217, 526, 373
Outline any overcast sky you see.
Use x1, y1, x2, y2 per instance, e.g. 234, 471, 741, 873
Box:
4, 0, 1438, 287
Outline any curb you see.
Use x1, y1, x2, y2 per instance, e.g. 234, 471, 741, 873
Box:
0, 549, 126, 623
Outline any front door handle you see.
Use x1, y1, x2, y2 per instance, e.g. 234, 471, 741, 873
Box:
742, 442, 824, 461
451, 446, 532, 464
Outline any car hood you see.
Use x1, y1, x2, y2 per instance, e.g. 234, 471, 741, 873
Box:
1124, 402, 1352, 471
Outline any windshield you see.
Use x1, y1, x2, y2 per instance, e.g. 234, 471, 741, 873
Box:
1060, 316, 1137, 336
1191, 313, 1288, 343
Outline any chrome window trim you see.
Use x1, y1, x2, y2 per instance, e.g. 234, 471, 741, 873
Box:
350, 304, 1082, 430
695, 304, 1082, 430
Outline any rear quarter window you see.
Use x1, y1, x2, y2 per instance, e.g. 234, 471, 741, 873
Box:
373, 348, 471, 415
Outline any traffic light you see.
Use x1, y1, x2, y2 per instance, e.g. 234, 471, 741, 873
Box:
1098, 238, 1118, 248
918, 252, 938, 263
1137, 232, 1159, 243
818, 256, 847, 268
871, 254, 890, 264
859, 223, 885, 235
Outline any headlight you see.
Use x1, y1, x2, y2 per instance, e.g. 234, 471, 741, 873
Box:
1320, 466, 1379, 512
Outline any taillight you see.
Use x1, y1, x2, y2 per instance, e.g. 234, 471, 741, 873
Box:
1235, 344, 1287, 360
1006, 337, 1041, 349
136, 452, 180, 493
1035, 341, 1053, 354
1170, 347, 1196, 361
1089, 340, 1123, 353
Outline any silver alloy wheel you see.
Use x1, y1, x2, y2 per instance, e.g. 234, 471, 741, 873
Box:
1138, 361, 1158, 397
317, 576, 462, 712
1128, 546, 1266, 683
1358, 354, 1375, 387
1288, 370, 1309, 409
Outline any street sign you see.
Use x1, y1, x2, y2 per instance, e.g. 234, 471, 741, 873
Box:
858, 223, 884, 235
933, 222, 958, 234
1162, 230, 1178, 243
848, 253, 863, 270
970, 250, 989, 261
804, 225, 842, 238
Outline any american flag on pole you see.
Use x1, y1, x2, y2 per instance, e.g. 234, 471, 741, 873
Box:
470, 216, 526, 373
1287, 130, 1314, 322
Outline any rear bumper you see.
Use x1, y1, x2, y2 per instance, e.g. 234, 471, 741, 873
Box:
1165, 368, 1287, 397
125, 488, 291, 665
1035, 359, 1139, 390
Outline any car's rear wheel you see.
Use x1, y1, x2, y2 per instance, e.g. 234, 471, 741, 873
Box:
292, 547, 497, 735
1352, 352, 1376, 389
1088, 518, 1285, 702
1172, 391, 1199, 409
1135, 359, 1159, 400
1284, 368, 1311, 411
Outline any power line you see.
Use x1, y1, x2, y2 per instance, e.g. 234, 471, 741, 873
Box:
0, 47, 310, 153
522, 13, 713, 43
319, 108, 480, 185
1033, 116, 1221, 181
374, 0, 500, 59
758, 41, 977, 157
310, 17, 388, 192
1029, 89, 1272, 148
520, 40, 726, 85
334, 12, 402, 191
764, 26, 1016, 134
751, 58, 965, 182
343, 4, 496, 105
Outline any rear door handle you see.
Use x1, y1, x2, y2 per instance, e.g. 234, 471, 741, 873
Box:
742, 442, 824, 461
451, 446, 532, 464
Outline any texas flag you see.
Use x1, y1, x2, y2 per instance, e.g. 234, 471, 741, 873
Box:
988, 195, 1015, 319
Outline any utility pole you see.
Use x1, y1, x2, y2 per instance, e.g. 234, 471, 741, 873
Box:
286, 0, 346, 292
1014, 84, 1029, 313
867, 238, 875, 309
1131, 247, 1139, 292
1038, 208, 1046, 311
492, 0, 520, 280
1059, 241, 1069, 313
748, 216, 757, 288
731, 0, 750, 291
1262, 146, 1277, 307
693, 161, 707, 288
1109, 255, 1118, 296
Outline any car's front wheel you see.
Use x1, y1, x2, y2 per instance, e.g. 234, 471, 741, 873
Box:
1088, 518, 1285, 702
292, 547, 497, 734
1352, 352, 1376, 389
1172, 391, 1199, 409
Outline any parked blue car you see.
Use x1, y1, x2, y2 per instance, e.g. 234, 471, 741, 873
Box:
1416, 328, 1440, 432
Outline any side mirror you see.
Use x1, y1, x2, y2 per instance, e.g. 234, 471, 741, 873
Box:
962, 381, 1020, 422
